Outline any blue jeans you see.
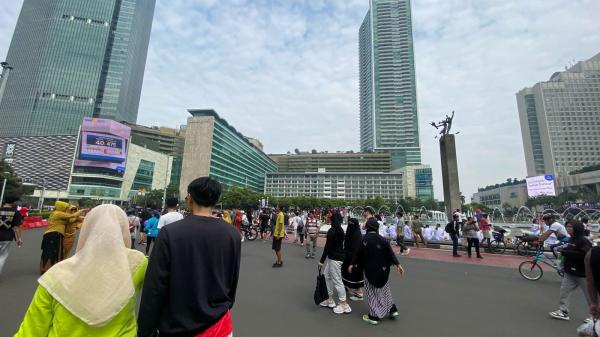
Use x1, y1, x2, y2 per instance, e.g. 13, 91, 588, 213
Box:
450, 234, 459, 255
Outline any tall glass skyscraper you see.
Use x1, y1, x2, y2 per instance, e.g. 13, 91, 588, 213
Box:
359, 0, 421, 169
0, 0, 155, 137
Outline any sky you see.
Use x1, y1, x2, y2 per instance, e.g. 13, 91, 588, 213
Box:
1, 0, 599, 200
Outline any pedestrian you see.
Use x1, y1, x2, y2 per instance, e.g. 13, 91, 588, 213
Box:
410, 215, 427, 248
319, 212, 351, 314
259, 208, 270, 240
295, 212, 305, 245
342, 218, 364, 301
445, 214, 462, 257
479, 213, 492, 252
62, 204, 83, 258
422, 225, 433, 241
539, 214, 570, 259
292, 211, 303, 244
18, 203, 29, 218
127, 209, 141, 249
40, 201, 84, 274
464, 218, 483, 259
157, 197, 184, 229
222, 210, 232, 224
272, 207, 285, 267
549, 220, 592, 321
144, 211, 160, 256
351, 217, 404, 325
305, 210, 320, 258
138, 208, 150, 245
15, 204, 147, 336
0, 194, 23, 275
138, 177, 241, 337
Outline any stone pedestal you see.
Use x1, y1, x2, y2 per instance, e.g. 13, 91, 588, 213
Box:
439, 134, 461, 220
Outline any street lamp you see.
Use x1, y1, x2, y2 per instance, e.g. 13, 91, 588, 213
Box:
0, 171, 10, 205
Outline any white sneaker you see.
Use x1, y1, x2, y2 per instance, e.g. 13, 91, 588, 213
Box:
402, 248, 410, 256
549, 310, 570, 321
320, 299, 335, 308
333, 303, 352, 314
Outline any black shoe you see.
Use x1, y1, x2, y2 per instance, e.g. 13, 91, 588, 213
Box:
467, 255, 472, 258
453, 254, 462, 257
477, 255, 483, 259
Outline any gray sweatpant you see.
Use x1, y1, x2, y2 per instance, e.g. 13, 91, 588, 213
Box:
0, 241, 11, 274
559, 273, 590, 313
324, 258, 346, 302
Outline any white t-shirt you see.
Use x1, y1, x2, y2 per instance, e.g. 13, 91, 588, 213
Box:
292, 216, 302, 229
548, 222, 569, 240
531, 223, 541, 236
157, 211, 184, 229
434, 228, 445, 240
404, 225, 413, 240
423, 227, 432, 240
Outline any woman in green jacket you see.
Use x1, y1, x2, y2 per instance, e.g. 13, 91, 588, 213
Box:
15, 204, 147, 337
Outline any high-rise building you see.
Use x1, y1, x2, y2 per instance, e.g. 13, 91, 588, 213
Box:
517, 53, 600, 177
359, 0, 421, 169
179, 110, 278, 196
0, 0, 156, 137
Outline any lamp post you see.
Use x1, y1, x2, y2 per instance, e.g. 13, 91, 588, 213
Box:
161, 156, 171, 211
0, 176, 7, 205
38, 178, 46, 210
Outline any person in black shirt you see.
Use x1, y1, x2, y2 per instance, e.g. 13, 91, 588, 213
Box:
138, 177, 241, 337
0, 194, 23, 275
318, 212, 350, 314
445, 214, 462, 257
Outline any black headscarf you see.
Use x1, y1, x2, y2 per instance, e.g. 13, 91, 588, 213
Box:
345, 218, 360, 238
569, 221, 590, 250
366, 217, 379, 233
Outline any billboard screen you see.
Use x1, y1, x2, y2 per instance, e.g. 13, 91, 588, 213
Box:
526, 175, 556, 197
74, 117, 131, 171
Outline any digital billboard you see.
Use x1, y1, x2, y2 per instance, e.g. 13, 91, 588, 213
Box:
74, 117, 131, 172
526, 175, 556, 197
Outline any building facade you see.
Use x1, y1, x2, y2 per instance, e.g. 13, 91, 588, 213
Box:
0, 0, 156, 137
269, 151, 391, 173
128, 123, 185, 190
359, 0, 421, 169
180, 110, 278, 196
471, 182, 529, 209
120, 143, 172, 200
396, 165, 433, 200
517, 52, 600, 177
265, 172, 404, 200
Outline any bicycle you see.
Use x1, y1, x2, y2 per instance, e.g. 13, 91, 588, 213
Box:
515, 235, 539, 256
241, 222, 258, 241
518, 246, 564, 281
489, 229, 507, 254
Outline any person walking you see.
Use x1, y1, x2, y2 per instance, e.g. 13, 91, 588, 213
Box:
319, 212, 351, 314
342, 218, 364, 301
305, 210, 320, 258
463, 218, 483, 259
479, 213, 492, 252
157, 198, 184, 230
296, 212, 305, 245
272, 207, 285, 267
138, 177, 241, 337
127, 209, 141, 249
144, 211, 160, 256
351, 218, 405, 325
410, 215, 427, 248
392, 212, 409, 255
0, 194, 23, 275
15, 205, 147, 336
40, 201, 84, 274
292, 211, 303, 244
445, 214, 462, 257
62, 204, 83, 258
549, 221, 592, 321
259, 208, 270, 240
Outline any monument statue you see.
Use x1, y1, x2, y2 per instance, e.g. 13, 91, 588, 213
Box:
429, 111, 455, 138
431, 111, 461, 220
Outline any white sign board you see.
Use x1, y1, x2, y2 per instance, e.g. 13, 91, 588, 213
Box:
526, 175, 556, 197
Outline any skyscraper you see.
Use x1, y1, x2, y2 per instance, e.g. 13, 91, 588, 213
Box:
359, 0, 421, 170
517, 52, 600, 177
0, 0, 155, 137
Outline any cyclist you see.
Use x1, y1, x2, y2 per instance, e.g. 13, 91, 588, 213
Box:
538, 214, 570, 259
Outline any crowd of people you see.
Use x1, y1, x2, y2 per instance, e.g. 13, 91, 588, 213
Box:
2, 181, 600, 335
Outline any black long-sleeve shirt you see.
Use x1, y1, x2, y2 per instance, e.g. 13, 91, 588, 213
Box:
320, 226, 345, 263
138, 215, 242, 337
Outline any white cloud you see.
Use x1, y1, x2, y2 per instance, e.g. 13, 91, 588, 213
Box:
1, 0, 599, 200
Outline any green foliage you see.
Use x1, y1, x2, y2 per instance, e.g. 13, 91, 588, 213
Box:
0, 161, 25, 202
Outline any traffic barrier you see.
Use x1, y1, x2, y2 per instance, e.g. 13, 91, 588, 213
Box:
21, 216, 48, 230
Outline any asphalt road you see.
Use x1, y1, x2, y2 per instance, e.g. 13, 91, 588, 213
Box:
0, 228, 589, 337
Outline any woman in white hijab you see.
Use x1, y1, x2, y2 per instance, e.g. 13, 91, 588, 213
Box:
14, 204, 147, 336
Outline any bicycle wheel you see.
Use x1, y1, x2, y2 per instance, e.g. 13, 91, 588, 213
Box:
246, 228, 258, 241
516, 242, 534, 256
490, 240, 506, 254
519, 261, 543, 281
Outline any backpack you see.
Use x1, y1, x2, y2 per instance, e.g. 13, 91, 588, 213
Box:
445, 223, 453, 234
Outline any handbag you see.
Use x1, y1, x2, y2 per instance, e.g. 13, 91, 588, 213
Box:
313, 266, 329, 305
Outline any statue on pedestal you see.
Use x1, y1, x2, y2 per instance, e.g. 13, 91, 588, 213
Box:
429, 111, 456, 138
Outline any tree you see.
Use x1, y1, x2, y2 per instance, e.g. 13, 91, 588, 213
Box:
0, 161, 25, 202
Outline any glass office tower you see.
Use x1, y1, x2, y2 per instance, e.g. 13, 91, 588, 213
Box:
0, 0, 155, 137
359, 0, 421, 169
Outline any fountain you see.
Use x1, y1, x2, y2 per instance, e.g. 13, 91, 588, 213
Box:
377, 205, 391, 216
513, 206, 535, 223
395, 205, 406, 216
490, 207, 505, 223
